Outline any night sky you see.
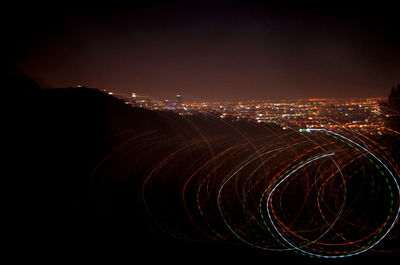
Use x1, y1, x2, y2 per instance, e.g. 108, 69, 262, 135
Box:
5, 0, 400, 101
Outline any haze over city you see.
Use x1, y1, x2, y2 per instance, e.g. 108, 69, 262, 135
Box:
6, 0, 400, 101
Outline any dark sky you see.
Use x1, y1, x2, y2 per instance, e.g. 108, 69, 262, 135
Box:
5, 0, 400, 101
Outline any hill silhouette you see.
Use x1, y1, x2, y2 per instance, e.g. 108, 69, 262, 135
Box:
4, 77, 288, 263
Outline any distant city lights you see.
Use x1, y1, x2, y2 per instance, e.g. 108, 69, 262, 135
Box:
101, 88, 387, 135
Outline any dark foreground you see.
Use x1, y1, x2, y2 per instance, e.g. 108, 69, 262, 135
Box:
5, 79, 400, 263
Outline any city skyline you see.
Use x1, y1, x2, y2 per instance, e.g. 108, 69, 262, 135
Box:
105, 87, 387, 101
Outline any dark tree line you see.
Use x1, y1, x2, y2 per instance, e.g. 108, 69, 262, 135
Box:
381, 83, 400, 132
389, 83, 400, 109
